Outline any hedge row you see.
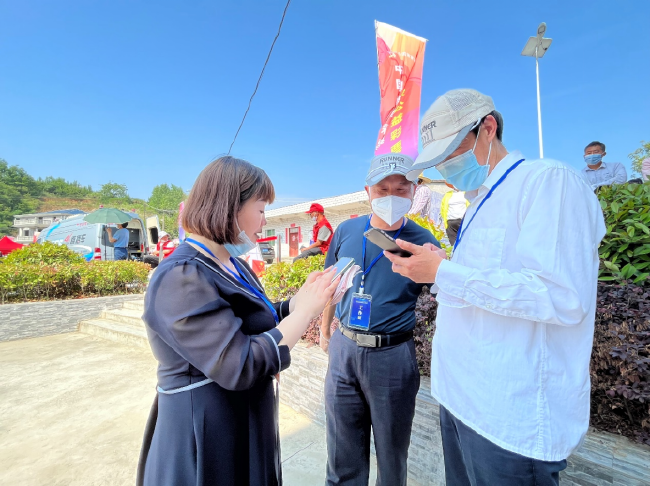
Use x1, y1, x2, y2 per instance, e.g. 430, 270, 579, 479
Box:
0, 261, 150, 304
590, 282, 650, 445
0, 242, 151, 304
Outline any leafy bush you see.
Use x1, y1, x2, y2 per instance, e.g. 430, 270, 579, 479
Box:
263, 255, 339, 346
413, 286, 438, 376
4, 242, 85, 266
0, 261, 149, 304
262, 255, 326, 301
628, 140, 650, 176
407, 214, 452, 257
590, 282, 650, 445
598, 182, 650, 285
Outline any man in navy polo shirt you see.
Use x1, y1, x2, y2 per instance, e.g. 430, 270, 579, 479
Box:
320, 155, 439, 485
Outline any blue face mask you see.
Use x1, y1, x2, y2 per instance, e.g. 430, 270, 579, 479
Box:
437, 126, 492, 192
224, 220, 256, 257
584, 154, 603, 166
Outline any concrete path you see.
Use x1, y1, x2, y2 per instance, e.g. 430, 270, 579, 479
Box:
0, 332, 377, 485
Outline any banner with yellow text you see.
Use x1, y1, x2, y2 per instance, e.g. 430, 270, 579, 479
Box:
374, 21, 426, 163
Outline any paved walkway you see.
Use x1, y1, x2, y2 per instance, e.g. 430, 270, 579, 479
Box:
0, 332, 377, 485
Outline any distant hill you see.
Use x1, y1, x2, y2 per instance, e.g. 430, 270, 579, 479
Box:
1, 159, 182, 237
36, 197, 101, 214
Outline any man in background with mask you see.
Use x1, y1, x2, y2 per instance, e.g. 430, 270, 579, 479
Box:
320, 155, 439, 485
384, 89, 605, 486
581, 141, 627, 189
293, 203, 333, 262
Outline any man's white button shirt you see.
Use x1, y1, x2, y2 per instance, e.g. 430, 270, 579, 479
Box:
433, 151, 606, 461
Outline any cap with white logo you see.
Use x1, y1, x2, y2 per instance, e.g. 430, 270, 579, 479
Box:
406, 89, 495, 181
365, 153, 415, 186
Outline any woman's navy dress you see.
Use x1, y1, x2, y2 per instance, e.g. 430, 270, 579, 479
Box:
137, 243, 292, 486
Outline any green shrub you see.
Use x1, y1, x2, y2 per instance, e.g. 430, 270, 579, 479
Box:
0, 261, 149, 304
262, 255, 326, 301
262, 255, 333, 345
406, 214, 452, 257
598, 182, 650, 285
4, 242, 85, 266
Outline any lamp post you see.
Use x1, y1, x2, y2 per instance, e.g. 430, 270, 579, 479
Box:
521, 22, 553, 158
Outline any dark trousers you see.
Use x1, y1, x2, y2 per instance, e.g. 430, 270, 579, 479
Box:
446, 219, 463, 245
439, 406, 567, 486
293, 246, 323, 262
325, 329, 420, 486
114, 247, 128, 261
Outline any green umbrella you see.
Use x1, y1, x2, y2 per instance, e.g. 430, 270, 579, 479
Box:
84, 208, 133, 261
83, 208, 132, 224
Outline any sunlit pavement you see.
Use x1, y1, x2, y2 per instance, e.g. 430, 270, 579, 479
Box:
0, 331, 380, 485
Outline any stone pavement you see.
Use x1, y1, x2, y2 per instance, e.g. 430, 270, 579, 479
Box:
0, 332, 378, 485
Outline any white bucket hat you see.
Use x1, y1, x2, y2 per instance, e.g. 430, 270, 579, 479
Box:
407, 89, 495, 181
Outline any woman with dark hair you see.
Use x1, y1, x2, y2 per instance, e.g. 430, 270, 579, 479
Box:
137, 156, 339, 486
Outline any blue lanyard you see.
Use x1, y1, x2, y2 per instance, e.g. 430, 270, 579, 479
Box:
360, 216, 406, 291
186, 238, 279, 323
453, 158, 525, 253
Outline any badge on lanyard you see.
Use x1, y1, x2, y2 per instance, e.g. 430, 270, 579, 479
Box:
346, 216, 405, 331
348, 292, 372, 331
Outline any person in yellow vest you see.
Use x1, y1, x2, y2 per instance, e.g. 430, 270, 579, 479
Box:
441, 184, 469, 245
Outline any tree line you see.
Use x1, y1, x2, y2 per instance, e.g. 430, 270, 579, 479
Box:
0, 158, 186, 237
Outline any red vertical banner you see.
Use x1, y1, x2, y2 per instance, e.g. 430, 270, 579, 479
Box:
374, 21, 426, 163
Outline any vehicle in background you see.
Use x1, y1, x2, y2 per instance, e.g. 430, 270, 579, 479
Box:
145, 215, 160, 253
37, 212, 160, 261
257, 240, 275, 264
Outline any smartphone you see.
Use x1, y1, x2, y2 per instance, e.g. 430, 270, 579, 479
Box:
329, 257, 355, 282
364, 228, 412, 258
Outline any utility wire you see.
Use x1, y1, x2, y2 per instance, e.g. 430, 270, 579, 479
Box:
227, 0, 292, 155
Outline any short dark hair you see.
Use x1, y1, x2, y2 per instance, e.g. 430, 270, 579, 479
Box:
182, 156, 275, 244
120, 222, 128, 228
585, 141, 605, 152
471, 110, 503, 142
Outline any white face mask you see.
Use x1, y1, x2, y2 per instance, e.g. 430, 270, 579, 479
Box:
311, 216, 318, 222
371, 195, 412, 226
224, 219, 256, 257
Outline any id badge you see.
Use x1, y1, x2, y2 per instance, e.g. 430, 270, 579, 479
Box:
348, 292, 372, 331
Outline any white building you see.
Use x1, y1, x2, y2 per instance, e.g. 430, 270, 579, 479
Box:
265, 181, 449, 261
12, 209, 85, 244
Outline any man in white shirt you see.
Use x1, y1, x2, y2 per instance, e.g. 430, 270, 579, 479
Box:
581, 141, 627, 189
384, 89, 606, 486
408, 175, 432, 217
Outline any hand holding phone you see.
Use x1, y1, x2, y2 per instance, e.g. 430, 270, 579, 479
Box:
329, 257, 355, 282
363, 228, 412, 258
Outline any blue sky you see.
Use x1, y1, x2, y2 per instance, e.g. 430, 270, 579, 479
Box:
1, 0, 648, 208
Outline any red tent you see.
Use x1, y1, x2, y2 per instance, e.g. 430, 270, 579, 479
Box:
0, 236, 25, 256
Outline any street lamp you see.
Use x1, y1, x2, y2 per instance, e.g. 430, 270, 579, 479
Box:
521, 22, 553, 158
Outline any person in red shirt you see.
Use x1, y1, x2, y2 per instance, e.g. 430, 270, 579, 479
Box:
293, 203, 333, 262
154, 231, 176, 260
